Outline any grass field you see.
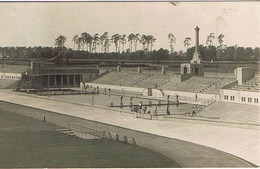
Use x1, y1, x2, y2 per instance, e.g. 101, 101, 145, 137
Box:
0, 109, 179, 168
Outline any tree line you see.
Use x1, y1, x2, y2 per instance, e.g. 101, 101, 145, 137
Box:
56, 33, 156, 54
56, 32, 226, 55
0, 45, 259, 62
0, 32, 259, 62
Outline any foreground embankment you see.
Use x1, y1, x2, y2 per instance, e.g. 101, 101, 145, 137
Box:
0, 107, 180, 168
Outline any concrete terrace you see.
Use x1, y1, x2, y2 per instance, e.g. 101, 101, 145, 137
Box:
0, 90, 259, 167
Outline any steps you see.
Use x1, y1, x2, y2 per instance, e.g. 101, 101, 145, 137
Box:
199, 101, 260, 125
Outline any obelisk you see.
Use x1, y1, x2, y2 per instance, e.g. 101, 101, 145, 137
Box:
191, 26, 201, 64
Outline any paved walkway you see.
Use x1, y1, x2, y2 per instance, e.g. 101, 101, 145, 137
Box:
0, 90, 259, 167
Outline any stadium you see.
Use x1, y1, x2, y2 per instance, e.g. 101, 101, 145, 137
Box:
0, 18, 259, 167
0, 46, 259, 167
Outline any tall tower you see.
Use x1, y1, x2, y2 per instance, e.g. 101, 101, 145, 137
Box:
191, 26, 201, 64
180, 26, 204, 79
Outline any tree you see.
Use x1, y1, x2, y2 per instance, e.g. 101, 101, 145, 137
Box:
133, 33, 141, 52
254, 47, 260, 61
168, 33, 176, 54
81, 32, 93, 52
128, 33, 135, 52
55, 35, 66, 50
206, 33, 215, 46
121, 35, 127, 53
140, 35, 147, 51
147, 35, 156, 52
184, 37, 191, 51
206, 46, 217, 61
72, 35, 79, 50
217, 34, 224, 47
111, 34, 121, 53
92, 33, 100, 53
86, 34, 93, 53
100, 32, 109, 53
80, 32, 87, 50
78, 37, 84, 51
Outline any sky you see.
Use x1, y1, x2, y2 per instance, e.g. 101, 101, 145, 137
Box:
0, 2, 259, 52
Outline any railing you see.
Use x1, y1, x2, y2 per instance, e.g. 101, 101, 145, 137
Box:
26, 111, 137, 146
221, 80, 238, 89
90, 69, 110, 82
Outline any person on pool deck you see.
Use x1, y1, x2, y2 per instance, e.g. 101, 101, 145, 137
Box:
192, 107, 196, 116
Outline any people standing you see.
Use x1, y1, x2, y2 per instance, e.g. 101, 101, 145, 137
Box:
175, 94, 179, 103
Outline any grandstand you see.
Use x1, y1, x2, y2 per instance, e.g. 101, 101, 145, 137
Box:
91, 69, 237, 94
198, 77, 237, 94
230, 73, 260, 92
198, 101, 260, 125
93, 72, 129, 85
0, 64, 29, 74
134, 74, 179, 89
93, 72, 158, 88
0, 79, 19, 88
0, 64, 30, 89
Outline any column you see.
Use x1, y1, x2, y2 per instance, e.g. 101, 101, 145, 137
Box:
192, 26, 201, 64
61, 75, 63, 87
73, 75, 76, 86
54, 75, 57, 86
117, 65, 121, 73
67, 75, 69, 86
138, 67, 142, 73
195, 26, 200, 53
162, 67, 166, 75
48, 75, 50, 87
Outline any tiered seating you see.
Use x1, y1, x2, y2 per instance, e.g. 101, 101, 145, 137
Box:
204, 72, 235, 78
200, 77, 237, 94
92, 72, 128, 84
11, 66, 30, 73
157, 75, 181, 90
0, 65, 29, 73
130, 74, 155, 87
199, 101, 260, 125
231, 74, 260, 92
133, 74, 170, 88
92, 71, 237, 93
93, 72, 181, 88
113, 73, 150, 86
0, 79, 19, 88
0, 65, 14, 72
168, 77, 220, 93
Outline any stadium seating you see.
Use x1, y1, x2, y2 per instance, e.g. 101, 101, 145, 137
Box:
199, 77, 237, 94
133, 74, 169, 88
164, 77, 220, 93
114, 73, 150, 86
230, 74, 260, 92
203, 72, 235, 78
0, 79, 19, 88
0, 64, 29, 73
198, 101, 260, 125
92, 72, 129, 85
92, 71, 237, 94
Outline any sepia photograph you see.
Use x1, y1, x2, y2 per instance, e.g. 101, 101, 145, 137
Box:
0, 1, 259, 168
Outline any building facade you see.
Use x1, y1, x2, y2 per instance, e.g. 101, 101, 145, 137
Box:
22, 62, 99, 89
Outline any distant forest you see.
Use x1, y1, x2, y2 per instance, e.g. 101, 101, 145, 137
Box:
0, 45, 259, 62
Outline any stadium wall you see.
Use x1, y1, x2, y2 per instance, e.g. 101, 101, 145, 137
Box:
82, 82, 219, 101
0, 72, 22, 80
236, 67, 255, 85
220, 89, 260, 105
81, 82, 145, 95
